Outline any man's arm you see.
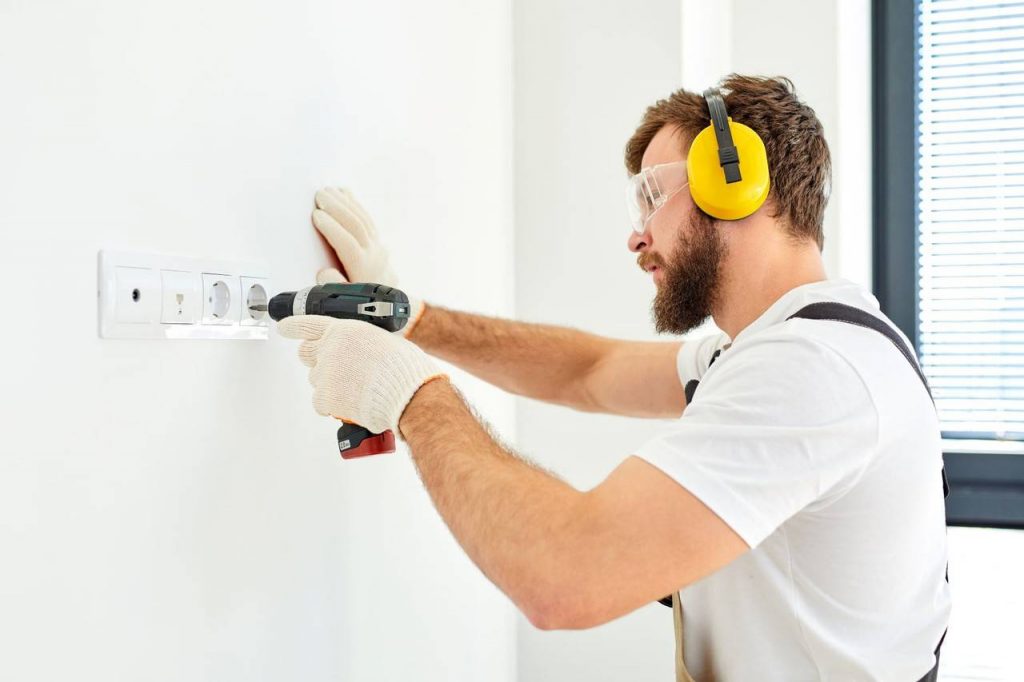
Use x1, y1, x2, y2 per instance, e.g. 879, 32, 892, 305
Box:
409, 304, 687, 419
309, 187, 685, 418
398, 377, 748, 630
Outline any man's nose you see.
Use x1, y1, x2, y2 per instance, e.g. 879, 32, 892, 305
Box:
628, 226, 650, 253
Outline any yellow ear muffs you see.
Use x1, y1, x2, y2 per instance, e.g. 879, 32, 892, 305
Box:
687, 98, 771, 221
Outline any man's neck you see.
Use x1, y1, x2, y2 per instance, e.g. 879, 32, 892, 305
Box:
712, 239, 828, 340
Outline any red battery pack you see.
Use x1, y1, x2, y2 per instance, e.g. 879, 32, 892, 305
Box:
337, 422, 396, 459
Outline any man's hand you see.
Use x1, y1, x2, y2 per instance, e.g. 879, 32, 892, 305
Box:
312, 187, 425, 337
313, 187, 399, 285
277, 314, 446, 435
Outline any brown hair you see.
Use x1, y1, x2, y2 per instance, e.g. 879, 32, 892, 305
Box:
624, 75, 831, 250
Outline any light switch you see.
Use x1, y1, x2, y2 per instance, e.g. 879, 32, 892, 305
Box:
161, 270, 200, 324
114, 267, 160, 324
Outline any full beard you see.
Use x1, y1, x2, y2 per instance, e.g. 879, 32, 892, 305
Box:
649, 208, 726, 334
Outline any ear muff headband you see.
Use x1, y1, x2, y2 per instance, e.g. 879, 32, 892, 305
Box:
705, 89, 742, 183
686, 88, 771, 221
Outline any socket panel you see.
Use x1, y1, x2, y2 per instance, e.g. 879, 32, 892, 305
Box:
98, 250, 271, 340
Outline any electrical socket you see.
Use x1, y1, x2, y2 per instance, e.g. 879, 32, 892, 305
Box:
240, 276, 270, 327
201, 273, 240, 325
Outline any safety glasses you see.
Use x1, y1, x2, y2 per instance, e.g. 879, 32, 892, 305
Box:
625, 161, 689, 234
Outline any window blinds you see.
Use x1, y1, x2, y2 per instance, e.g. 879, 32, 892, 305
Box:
918, 0, 1024, 439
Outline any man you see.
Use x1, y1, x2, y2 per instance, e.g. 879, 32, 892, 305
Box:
278, 75, 951, 680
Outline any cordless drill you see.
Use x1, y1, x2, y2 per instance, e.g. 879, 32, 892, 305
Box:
258, 282, 412, 459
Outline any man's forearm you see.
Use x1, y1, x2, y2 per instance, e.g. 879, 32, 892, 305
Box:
409, 304, 687, 419
398, 376, 587, 627
408, 304, 611, 409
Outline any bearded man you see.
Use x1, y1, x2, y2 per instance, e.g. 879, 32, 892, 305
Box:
278, 75, 951, 682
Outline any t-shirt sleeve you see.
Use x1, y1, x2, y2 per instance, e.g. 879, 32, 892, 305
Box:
637, 327, 879, 548
677, 331, 729, 385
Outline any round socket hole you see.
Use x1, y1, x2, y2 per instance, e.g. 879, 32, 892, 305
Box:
131, 288, 141, 302
208, 281, 231, 319
246, 283, 268, 321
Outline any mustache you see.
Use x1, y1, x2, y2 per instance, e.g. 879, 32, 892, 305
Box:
637, 252, 667, 272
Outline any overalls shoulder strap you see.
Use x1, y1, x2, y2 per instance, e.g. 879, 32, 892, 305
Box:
660, 301, 948, 682
787, 301, 948, 682
786, 301, 949, 498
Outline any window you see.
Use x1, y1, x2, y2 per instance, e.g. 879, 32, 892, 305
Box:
874, 0, 1024, 528
918, 0, 1024, 441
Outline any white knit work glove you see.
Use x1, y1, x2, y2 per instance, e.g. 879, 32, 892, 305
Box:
312, 187, 426, 338
277, 314, 446, 435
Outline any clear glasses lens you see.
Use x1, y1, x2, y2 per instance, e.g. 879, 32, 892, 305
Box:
625, 162, 688, 234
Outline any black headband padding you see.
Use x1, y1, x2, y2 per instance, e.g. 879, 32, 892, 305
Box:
703, 88, 742, 184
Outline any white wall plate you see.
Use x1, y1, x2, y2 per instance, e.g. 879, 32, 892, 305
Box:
98, 250, 271, 340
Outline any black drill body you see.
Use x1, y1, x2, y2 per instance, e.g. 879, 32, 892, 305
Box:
267, 282, 411, 333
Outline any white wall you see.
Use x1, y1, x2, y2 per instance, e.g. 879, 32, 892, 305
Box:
0, 1, 517, 681
512, 1, 871, 680
728, 0, 873, 285
513, 2, 683, 680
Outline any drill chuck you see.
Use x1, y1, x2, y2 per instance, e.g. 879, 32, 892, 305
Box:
267, 282, 411, 334
267, 292, 297, 321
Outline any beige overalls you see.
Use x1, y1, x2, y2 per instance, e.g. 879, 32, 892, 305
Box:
671, 592, 696, 682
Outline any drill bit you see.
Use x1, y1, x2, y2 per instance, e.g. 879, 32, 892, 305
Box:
249, 304, 269, 312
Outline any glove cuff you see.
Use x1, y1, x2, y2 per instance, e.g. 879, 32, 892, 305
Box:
402, 297, 427, 339
366, 344, 442, 433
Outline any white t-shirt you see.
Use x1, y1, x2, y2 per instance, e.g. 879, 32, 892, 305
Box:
635, 279, 952, 681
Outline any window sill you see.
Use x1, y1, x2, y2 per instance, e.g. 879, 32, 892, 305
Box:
943, 440, 1024, 457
